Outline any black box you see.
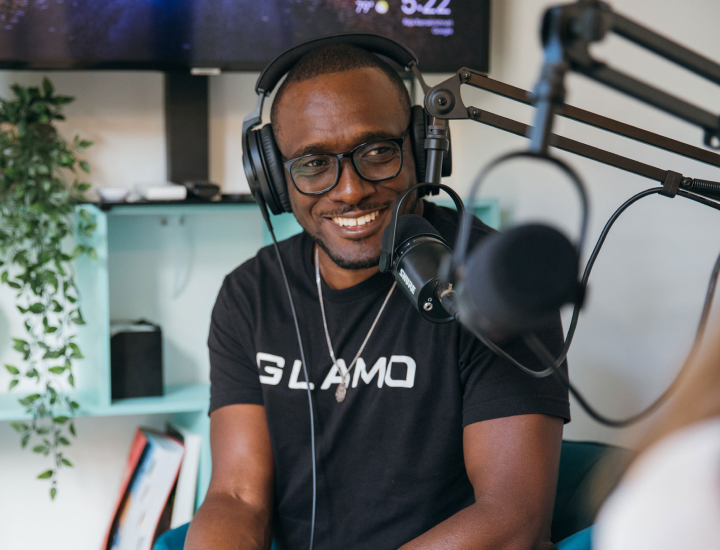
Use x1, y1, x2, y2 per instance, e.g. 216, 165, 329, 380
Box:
110, 321, 163, 400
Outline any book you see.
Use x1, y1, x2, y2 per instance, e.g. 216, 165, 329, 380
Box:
102, 428, 184, 550
166, 423, 202, 528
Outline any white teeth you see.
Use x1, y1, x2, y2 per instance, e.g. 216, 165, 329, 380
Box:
331, 210, 379, 227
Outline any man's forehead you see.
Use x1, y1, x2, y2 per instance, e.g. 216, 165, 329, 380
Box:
273, 67, 409, 157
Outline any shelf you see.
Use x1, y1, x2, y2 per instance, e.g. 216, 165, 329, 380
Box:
0, 383, 209, 421
92, 194, 257, 215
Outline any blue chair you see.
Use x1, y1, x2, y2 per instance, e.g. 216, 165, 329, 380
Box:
556, 526, 594, 550
154, 440, 631, 550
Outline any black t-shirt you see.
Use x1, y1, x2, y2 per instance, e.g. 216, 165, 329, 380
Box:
209, 201, 570, 550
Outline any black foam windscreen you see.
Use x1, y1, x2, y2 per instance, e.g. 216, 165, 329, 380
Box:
458, 224, 579, 335
382, 214, 442, 254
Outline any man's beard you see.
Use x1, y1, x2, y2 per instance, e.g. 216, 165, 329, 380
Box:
308, 194, 419, 270
312, 235, 381, 270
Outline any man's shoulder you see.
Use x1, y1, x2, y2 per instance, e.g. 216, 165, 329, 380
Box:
223, 230, 309, 293
422, 200, 496, 248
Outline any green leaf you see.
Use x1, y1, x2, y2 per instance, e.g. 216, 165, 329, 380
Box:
69, 423, 76, 437
28, 303, 45, 314
1, 271, 7, 283
70, 400, 80, 410
9, 379, 19, 390
87, 248, 98, 261
10, 422, 28, 433
53, 416, 69, 424
42, 77, 54, 97
4, 364, 19, 375
21, 433, 30, 448
67, 295, 77, 304
61, 458, 73, 467
68, 374, 75, 387
32, 445, 46, 454
7, 281, 21, 289
37, 469, 53, 479
45, 326, 58, 334
78, 140, 93, 149
48, 366, 65, 374
79, 161, 90, 174
79, 209, 92, 223
12, 339, 28, 352
50, 487, 57, 500
59, 437, 71, 446
25, 393, 41, 403
77, 183, 91, 192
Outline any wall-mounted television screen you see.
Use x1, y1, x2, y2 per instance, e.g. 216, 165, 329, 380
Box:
0, 0, 490, 73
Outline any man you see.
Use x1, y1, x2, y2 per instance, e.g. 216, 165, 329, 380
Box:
186, 44, 569, 550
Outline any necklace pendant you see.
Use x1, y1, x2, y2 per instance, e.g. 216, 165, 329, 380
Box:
335, 381, 347, 403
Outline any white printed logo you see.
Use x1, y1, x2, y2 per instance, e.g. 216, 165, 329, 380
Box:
399, 268, 416, 295
257, 353, 416, 391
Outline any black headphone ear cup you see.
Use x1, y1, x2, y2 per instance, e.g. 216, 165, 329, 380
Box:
246, 128, 278, 215
259, 125, 293, 213
409, 105, 428, 184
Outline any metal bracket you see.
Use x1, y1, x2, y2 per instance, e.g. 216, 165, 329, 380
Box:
660, 170, 683, 198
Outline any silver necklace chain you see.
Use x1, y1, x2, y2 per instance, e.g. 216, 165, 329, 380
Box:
315, 246, 396, 402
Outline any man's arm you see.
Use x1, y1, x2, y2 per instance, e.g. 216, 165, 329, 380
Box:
401, 414, 563, 550
185, 404, 274, 550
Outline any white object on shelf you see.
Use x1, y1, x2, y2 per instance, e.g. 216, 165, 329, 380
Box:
135, 183, 187, 201
167, 423, 202, 528
98, 187, 130, 203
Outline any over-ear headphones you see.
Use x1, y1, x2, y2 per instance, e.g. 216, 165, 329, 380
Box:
242, 33, 452, 216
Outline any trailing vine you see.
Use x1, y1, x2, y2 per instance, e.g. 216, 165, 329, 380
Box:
0, 78, 94, 499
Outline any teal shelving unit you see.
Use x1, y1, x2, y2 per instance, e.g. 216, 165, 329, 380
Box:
0, 196, 500, 511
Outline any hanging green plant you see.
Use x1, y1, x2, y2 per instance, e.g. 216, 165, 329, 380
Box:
0, 78, 95, 500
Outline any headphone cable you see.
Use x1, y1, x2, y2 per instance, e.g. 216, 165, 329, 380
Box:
266, 220, 317, 550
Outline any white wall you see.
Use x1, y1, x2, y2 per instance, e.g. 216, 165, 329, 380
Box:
2, 0, 720, 548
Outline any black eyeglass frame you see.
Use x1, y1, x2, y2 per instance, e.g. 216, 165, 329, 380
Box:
282, 134, 408, 196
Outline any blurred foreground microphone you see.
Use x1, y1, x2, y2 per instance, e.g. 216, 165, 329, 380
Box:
455, 224, 581, 338
380, 214, 454, 323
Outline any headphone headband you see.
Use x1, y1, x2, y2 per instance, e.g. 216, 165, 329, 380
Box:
255, 33, 419, 94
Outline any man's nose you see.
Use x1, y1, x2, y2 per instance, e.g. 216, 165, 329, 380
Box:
326, 158, 376, 205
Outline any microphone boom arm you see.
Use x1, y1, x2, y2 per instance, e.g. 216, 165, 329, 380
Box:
424, 68, 720, 199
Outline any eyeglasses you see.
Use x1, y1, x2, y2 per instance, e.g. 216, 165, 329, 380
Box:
283, 134, 407, 196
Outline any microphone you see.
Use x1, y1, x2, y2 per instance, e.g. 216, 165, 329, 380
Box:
380, 214, 455, 323
456, 224, 582, 338
381, 213, 582, 339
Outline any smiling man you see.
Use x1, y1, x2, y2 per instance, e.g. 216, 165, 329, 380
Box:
186, 44, 570, 550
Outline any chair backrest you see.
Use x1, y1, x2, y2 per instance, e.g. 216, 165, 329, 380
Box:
551, 440, 634, 543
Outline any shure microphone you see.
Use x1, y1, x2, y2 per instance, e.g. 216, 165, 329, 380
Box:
381, 214, 582, 338
380, 214, 455, 323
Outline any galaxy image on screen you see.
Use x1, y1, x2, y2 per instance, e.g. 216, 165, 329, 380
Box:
0, 0, 489, 72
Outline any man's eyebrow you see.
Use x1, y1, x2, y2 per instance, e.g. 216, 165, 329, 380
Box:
287, 131, 402, 160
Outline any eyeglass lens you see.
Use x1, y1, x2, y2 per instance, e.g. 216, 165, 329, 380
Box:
290, 140, 402, 194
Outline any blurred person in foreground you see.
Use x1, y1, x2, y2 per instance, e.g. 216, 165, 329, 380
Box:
594, 318, 720, 549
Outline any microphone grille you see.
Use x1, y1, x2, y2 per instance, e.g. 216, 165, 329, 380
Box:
381, 214, 442, 252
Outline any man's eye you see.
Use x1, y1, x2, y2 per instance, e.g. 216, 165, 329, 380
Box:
360, 143, 398, 163
307, 158, 328, 167
366, 146, 392, 156
295, 156, 332, 173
